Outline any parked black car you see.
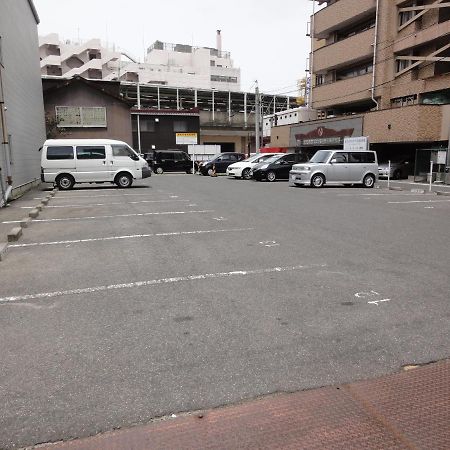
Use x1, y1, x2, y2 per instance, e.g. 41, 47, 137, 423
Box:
251, 153, 298, 181
199, 152, 246, 176
146, 150, 197, 174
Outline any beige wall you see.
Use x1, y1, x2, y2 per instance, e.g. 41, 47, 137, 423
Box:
200, 134, 248, 152
269, 125, 291, 148
363, 105, 444, 143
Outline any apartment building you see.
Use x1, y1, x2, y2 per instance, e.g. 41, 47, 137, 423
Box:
304, 0, 450, 172
39, 31, 241, 91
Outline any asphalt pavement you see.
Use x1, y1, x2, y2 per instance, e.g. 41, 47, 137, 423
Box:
0, 175, 449, 448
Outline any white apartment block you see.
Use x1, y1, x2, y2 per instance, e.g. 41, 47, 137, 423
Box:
39, 30, 241, 91
263, 107, 318, 137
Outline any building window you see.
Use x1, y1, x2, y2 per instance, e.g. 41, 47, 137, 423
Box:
336, 62, 373, 81
391, 94, 418, 108
140, 118, 156, 132
210, 75, 238, 83
396, 58, 411, 73
173, 120, 188, 132
399, 1, 418, 26
56, 106, 107, 127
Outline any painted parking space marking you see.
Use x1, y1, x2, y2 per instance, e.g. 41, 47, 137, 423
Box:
0, 263, 327, 304
21, 199, 190, 209
259, 241, 279, 248
34, 193, 178, 200
388, 199, 450, 204
9, 227, 255, 248
2, 210, 214, 224
355, 290, 391, 306
213, 217, 227, 221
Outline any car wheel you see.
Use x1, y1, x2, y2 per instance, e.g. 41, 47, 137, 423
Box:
115, 173, 133, 188
267, 171, 276, 182
363, 174, 375, 188
186, 167, 194, 174
207, 168, 214, 176
242, 168, 251, 180
393, 169, 401, 180
155, 167, 163, 174
311, 174, 325, 188
56, 174, 75, 190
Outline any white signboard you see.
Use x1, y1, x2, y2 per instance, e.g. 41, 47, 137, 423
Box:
343, 136, 369, 152
176, 133, 198, 145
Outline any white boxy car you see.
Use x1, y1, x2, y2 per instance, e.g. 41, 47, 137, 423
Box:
41, 139, 151, 190
226, 153, 283, 180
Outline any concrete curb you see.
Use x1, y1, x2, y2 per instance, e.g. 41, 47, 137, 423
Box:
410, 188, 425, 194
20, 217, 32, 228
0, 242, 7, 261
389, 186, 403, 191
29, 208, 39, 218
42, 198, 49, 206
7, 227, 22, 242
436, 191, 450, 196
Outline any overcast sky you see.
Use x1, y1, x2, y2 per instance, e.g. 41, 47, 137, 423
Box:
34, 0, 318, 95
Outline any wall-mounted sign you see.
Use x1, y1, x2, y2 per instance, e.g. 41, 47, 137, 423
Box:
343, 136, 369, 151
290, 117, 363, 148
176, 132, 198, 145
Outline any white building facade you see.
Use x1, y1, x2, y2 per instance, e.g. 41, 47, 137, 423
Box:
263, 107, 318, 138
39, 31, 241, 91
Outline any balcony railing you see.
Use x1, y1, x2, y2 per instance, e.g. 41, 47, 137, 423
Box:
312, 73, 372, 109
314, 0, 376, 38
314, 28, 375, 72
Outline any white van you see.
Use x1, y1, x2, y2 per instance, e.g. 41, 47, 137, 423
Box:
41, 139, 151, 189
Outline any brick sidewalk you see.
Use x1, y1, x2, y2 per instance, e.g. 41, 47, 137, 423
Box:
38, 360, 450, 450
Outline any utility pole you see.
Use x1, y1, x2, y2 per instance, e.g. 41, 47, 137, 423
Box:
136, 78, 142, 153
255, 81, 260, 153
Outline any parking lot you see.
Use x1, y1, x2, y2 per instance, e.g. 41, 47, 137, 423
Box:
1, 175, 450, 448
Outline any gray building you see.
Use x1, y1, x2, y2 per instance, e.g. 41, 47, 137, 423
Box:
0, 0, 46, 205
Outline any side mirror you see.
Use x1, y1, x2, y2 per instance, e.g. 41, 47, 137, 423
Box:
330, 159, 336, 164
131, 154, 139, 161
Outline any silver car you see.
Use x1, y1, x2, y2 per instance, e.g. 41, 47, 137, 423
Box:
378, 160, 409, 179
289, 149, 378, 188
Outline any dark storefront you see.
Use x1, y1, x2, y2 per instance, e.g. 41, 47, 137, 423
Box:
131, 109, 200, 153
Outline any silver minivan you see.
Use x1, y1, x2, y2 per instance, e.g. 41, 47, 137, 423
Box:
289, 149, 378, 188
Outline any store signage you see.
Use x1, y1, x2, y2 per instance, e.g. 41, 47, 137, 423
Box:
290, 117, 363, 148
343, 136, 369, 151
176, 132, 198, 145
295, 126, 354, 146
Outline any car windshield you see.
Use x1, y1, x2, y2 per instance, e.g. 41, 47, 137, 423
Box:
309, 150, 333, 164
262, 155, 283, 164
241, 154, 262, 163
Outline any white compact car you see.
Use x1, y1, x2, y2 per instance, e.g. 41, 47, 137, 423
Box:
226, 153, 283, 180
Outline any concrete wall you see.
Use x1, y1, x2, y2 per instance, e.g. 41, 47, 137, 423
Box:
0, 0, 46, 195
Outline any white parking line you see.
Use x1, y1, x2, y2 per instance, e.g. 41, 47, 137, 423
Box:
0, 263, 326, 304
2, 210, 213, 224
10, 227, 254, 248
34, 193, 177, 199
21, 199, 189, 209
388, 199, 450, 204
